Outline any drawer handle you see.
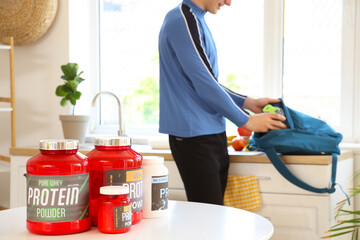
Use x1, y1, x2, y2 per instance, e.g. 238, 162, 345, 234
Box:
256, 176, 271, 180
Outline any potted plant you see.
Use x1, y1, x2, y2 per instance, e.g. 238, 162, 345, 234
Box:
56, 62, 89, 143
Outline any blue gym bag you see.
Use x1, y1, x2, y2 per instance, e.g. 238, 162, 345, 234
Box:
248, 99, 343, 194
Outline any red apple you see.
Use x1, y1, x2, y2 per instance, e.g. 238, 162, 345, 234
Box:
232, 137, 247, 151
237, 126, 253, 137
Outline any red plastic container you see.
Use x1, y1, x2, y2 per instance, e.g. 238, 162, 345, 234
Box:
87, 136, 143, 226
97, 186, 132, 233
26, 140, 90, 235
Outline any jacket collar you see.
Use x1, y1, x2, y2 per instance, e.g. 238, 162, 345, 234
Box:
182, 0, 207, 17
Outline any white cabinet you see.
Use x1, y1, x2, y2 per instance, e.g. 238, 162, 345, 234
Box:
9, 156, 28, 208
0, 161, 10, 208
164, 156, 354, 240
0, 37, 16, 153
257, 193, 330, 240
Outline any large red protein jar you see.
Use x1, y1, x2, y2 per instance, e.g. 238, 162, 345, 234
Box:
25, 139, 90, 235
87, 136, 143, 226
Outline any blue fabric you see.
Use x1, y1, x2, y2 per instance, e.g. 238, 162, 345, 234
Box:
249, 99, 343, 194
158, 0, 250, 138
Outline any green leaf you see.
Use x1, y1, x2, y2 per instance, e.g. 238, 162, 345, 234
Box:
74, 75, 85, 84
61, 85, 72, 93
329, 225, 360, 232
355, 229, 359, 240
74, 91, 81, 100
56, 85, 73, 97
75, 75, 85, 84
69, 95, 76, 105
55, 85, 66, 97
57, 63, 85, 107
342, 218, 360, 223
65, 80, 79, 92
60, 97, 68, 106
61, 63, 79, 80
339, 209, 360, 215
77, 71, 84, 77
323, 230, 354, 238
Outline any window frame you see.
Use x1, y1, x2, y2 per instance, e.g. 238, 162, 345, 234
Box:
340, 0, 358, 142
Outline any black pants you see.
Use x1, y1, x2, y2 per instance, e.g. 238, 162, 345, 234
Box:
169, 132, 230, 205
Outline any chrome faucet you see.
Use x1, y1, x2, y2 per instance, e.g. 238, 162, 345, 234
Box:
92, 91, 125, 136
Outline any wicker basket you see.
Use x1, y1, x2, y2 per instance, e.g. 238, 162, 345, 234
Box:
0, 0, 58, 46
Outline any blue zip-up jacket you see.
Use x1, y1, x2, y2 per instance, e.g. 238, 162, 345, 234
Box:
159, 0, 250, 138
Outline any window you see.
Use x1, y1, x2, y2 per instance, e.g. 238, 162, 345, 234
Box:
206, 0, 264, 131
282, 0, 342, 128
97, 0, 264, 135
206, 0, 264, 98
70, 0, 359, 142
97, 0, 179, 136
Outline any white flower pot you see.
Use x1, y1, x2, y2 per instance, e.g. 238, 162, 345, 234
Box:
59, 115, 90, 143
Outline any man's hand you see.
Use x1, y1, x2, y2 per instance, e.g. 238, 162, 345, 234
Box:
243, 97, 281, 114
244, 113, 287, 132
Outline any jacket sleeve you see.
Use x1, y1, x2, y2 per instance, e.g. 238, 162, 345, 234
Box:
219, 84, 247, 108
168, 9, 249, 127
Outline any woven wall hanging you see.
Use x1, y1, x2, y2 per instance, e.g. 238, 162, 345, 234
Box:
0, 0, 58, 46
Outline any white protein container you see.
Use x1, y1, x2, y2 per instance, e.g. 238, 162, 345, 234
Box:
142, 156, 169, 218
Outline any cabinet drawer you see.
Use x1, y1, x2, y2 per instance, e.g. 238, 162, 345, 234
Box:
255, 193, 330, 240
228, 158, 353, 195
165, 158, 353, 196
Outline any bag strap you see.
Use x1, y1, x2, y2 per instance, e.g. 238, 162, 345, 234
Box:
264, 147, 337, 194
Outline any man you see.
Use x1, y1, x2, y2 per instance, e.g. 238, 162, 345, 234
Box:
158, 0, 287, 205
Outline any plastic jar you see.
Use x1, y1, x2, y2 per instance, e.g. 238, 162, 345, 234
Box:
97, 186, 132, 234
87, 136, 143, 226
25, 139, 90, 235
142, 156, 169, 218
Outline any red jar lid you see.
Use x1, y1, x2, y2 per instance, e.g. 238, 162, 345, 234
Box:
39, 139, 79, 150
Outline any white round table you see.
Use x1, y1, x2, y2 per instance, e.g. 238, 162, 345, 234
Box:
0, 200, 273, 240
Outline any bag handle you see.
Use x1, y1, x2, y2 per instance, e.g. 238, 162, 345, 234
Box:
264, 147, 336, 194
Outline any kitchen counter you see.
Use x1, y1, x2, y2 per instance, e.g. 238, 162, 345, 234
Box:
10, 144, 353, 165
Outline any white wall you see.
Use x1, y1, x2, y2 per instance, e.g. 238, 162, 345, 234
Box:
0, 1, 70, 154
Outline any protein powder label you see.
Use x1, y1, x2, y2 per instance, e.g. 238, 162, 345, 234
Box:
151, 175, 168, 211
106, 169, 143, 212
25, 173, 89, 223
114, 205, 132, 229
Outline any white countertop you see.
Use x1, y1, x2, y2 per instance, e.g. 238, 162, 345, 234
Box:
10, 144, 353, 165
0, 200, 274, 240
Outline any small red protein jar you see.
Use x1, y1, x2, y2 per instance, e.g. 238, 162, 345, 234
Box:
25, 139, 90, 235
87, 136, 143, 226
97, 186, 132, 234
